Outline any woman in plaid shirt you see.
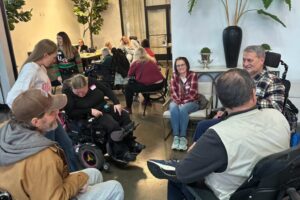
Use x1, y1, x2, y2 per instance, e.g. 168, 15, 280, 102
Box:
169, 57, 199, 151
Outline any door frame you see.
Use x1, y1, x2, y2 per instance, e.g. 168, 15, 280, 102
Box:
144, 3, 171, 61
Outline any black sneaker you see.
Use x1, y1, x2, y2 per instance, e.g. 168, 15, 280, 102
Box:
132, 142, 146, 153
147, 159, 180, 182
122, 151, 137, 162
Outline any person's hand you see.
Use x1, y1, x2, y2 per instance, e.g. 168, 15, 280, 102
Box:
79, 182, 88, 193
213, 111, 224, 119
113, 104, 122, 116
57, 76, 62, 84
188, 142, 196, 152
91, 108, 103, 117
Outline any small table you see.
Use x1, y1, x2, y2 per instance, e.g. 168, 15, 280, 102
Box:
80, 51, 102, 70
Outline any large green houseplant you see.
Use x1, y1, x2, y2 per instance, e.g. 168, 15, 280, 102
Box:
4, 0, 32, 30
188, 0, 291, 27
71, 0, 108, 48
188, 0, 291, 67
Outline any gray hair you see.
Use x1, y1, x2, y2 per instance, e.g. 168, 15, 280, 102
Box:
101, 47, 110, 56
244, 45, 265, 58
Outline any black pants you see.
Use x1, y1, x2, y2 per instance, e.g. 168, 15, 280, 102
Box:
72, 108, 133, 159
59, 67, 79, 81
125, 81, 164, 108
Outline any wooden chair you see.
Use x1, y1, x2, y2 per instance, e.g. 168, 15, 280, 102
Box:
162, 81, 213, 140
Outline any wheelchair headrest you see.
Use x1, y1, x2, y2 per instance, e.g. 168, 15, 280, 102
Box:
264, 51, 281, 68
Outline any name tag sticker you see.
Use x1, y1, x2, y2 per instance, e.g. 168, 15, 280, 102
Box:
90, 84, 96, 90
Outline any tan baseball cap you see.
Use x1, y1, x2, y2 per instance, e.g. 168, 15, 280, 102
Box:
11, 89, 67, 122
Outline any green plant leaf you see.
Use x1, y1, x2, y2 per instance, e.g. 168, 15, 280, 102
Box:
257, 9, 286, 27
284, 0, 291, 11
188, 0, 197, 14
262, 0, 273, 9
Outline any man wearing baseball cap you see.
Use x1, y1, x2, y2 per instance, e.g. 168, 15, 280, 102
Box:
0, 89, 124, 200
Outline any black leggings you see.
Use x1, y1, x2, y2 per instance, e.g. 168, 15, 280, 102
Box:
125, 81, 164, 108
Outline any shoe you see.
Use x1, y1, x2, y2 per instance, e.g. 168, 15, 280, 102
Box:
171, 136, 180, 150
123, 107, 132, 114
122, 151, 136, 162
147, 159, 180, 182
178, 137, 188, 151
131, 141, 146, 153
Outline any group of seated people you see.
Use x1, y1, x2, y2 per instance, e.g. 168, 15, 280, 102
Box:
147, 45, 297, 200
0, 33, 298, 200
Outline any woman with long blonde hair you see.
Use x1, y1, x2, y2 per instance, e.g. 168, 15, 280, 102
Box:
7, 39, 80, 172
124, 47, 164, 113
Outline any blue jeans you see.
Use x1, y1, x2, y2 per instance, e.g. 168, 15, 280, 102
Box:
193, 118, 221, 142
169, 101, 200, 137
45, 122, 80, 172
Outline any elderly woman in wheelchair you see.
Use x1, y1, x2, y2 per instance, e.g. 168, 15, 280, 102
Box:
63, 74, 145, 165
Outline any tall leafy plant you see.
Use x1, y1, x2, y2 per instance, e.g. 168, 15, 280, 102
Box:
188, 0, 291, 27
71, 0, 109, 48
4, 0, 32, 30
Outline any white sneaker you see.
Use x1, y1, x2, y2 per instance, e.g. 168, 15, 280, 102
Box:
171, 136, 180, 150
178, 137, 188, 151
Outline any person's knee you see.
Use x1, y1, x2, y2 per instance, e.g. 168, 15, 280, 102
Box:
169, 102, 178, 110
81, 168, 103, 184
108, 180, 124, 200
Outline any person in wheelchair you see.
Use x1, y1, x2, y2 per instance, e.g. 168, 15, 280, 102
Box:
147, 69, 290, 200
63, 74, 144, 162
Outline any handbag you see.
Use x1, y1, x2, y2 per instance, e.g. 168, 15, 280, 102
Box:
198, 93, 209, 110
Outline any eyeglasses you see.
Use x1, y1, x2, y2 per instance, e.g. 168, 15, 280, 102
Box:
176, 64, 186, 68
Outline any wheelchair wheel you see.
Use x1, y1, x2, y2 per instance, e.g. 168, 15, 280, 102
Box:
78, 144, 105, 170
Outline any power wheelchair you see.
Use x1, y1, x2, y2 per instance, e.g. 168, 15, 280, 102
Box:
59, 111, 142, 171
186, 146, 300, 200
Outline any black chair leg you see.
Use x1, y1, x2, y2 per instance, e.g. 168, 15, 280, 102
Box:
143, 101, 148, 116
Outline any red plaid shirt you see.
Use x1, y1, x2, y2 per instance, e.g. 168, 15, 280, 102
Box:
170, 71, 198, 104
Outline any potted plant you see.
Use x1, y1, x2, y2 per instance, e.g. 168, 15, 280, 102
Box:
188, 0, 291, 68
200, 47, 211, 61
199, 47, 213, 69
261, 43, 272, 51
4, 0, 32, 30
71, 0, 109, 49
